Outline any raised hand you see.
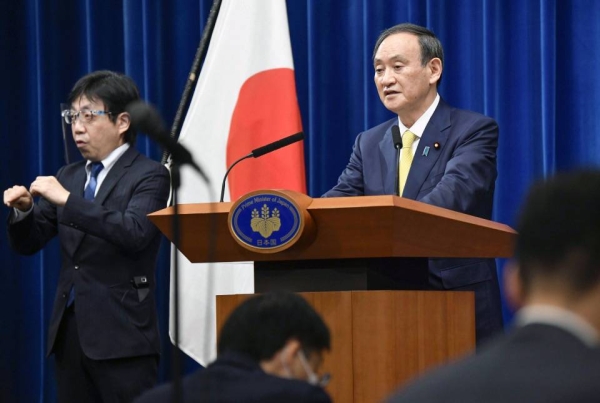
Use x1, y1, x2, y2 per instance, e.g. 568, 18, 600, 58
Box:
4, 185, 34, 211
29, 176, 70, 206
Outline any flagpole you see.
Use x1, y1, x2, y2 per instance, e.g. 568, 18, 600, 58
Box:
161, 0, 223, 164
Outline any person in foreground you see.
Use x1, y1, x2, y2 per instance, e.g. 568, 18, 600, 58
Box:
134, 292, 332, 403
387, 170, 600, 403
4, 70, 170, 402
323, 22, 503, 344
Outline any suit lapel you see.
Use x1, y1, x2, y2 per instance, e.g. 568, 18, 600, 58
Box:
70, 163, 88, 198
94, 146, 138, 205
69, 147, 138, 256
402, 99, 451, 200
378, 121, 399, 195
62, 163, 88, 256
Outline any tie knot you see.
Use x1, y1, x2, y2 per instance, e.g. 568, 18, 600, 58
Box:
90, 162, 104, 178
402, 130, 418, 148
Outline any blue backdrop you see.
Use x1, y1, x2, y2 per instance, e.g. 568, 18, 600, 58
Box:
2, 0, 600, 401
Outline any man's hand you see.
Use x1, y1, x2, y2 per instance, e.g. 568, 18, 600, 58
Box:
29, 176, 70, 206
4, 186, 34, 211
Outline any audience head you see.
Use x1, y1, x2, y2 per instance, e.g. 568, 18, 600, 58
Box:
507, 170, 600, 323
218, 292, 331, 386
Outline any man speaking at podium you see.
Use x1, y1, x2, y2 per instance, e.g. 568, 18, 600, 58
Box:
324, 23, 503, 344
4, 70, 170, 402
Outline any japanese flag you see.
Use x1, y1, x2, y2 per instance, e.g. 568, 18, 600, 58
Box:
172, 0, 305, 364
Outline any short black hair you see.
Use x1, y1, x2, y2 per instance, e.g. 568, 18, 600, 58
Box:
67, 70, 140, 145
373, 23, 444, 85
217, 292, 331, 361
515, 170, 600, 294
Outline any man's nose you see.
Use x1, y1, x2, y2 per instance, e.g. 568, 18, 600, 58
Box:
71, 118, 86, 133
380, 68, 395, 85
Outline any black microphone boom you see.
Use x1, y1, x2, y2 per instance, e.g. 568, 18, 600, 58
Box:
219, 131, 305, 202
251, 132, 304, 158
391, 125, 402, 150
127, 101, 210, 183
391, 125, 402, 196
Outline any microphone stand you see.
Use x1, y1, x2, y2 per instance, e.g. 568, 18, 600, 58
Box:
218, 132, 304, 202
395, 146, 401, 196
169, 161, 183, 403
392, 126, 402, 196
165, 143, 213, 403
166, 145, 215, 403
129, 101, 214, 403
158, 1, 223, 402
219, 153, 251, 202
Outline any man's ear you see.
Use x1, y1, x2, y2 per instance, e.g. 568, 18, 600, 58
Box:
116, 112, 131, 136
428, 57, 442, 85
260, 338, 302, 377
280, 338, 301, 366
504, 260, 524, 311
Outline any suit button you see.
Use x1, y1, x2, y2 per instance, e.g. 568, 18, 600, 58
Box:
62, 293, 66, 298
74, 265, 79, 270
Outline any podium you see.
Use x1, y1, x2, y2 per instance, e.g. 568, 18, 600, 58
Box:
149, 192, 516, 402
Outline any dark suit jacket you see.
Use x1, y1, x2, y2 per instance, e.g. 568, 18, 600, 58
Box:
133, 351, 332, 403
8, 146, 170, 360
388, 323, 600, 403
323, 99, 503, 342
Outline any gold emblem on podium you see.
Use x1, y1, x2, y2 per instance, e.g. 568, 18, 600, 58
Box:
250, 204, 281, 238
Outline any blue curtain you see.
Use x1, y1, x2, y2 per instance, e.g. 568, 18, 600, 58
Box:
1, 0, 599, 401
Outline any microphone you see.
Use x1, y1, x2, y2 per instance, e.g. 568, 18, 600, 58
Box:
251, 132, 304, 158
391, 125, 402, 150
219, 132, 305, 202
127, 101, 209, 183
391, 125, 402, 196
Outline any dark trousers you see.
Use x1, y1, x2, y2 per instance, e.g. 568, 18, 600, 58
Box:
54, 305, 158, 403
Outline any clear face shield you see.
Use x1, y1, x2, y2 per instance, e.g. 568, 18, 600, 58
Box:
60, 103, 81, 164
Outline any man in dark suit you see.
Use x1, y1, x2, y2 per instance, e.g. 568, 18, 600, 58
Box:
387, 170, 600, 403
4, 70, 170, 402
324, 23, 503, 344
134, 292, 332, 403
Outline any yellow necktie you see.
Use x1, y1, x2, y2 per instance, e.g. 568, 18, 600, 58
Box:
399, 130, 418, 196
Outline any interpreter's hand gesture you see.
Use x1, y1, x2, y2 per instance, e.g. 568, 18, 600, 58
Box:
29, 176, 70, 207
4, 185, 34, 211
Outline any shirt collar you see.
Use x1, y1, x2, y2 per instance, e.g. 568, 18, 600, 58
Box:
86, 143, 130, 173
516, 304, 599, 347
398, 93, 440, 138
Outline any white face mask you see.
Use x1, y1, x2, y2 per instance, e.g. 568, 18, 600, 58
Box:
297, 349, 321, 386
280, 347, 330, 387
280, 353, 294, 379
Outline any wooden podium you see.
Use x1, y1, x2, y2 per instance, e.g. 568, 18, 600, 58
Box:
149, 193, 516, 402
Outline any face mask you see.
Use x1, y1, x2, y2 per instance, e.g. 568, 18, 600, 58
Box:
280, 353, 294, 379
280, 347, 330, 387
298, 349, 330, 387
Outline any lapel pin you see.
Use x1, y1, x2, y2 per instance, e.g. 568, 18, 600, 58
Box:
434, 142, 441, 150
422, 146, 430, 157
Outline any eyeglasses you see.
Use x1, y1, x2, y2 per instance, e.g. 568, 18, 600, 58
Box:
61, 108, 113, 124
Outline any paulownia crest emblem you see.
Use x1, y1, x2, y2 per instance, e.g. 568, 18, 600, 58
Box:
250, 204, 281, 238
